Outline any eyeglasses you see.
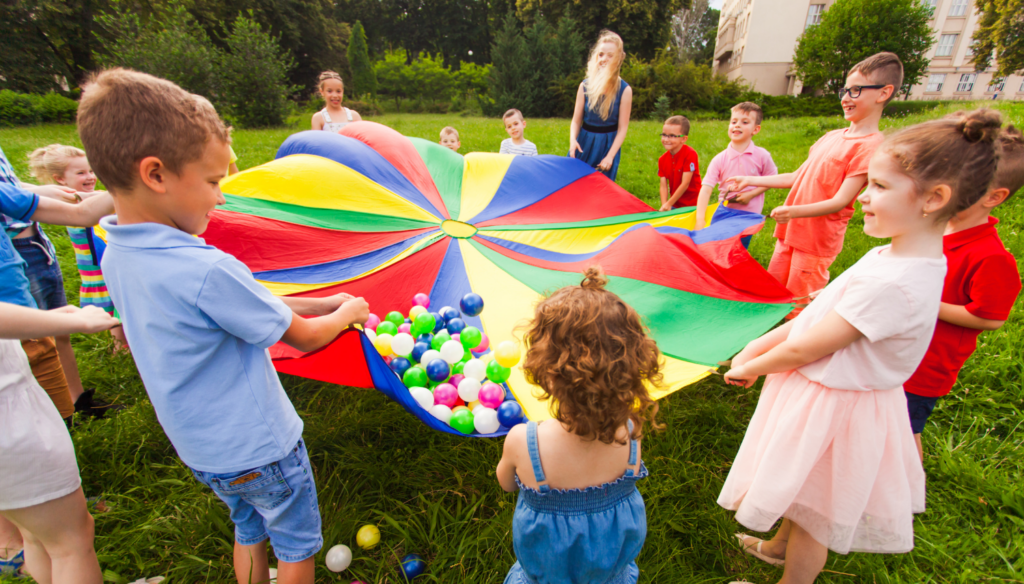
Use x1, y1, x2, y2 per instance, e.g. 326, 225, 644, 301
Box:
838, 85, 887, 98
660, 133, 684, 139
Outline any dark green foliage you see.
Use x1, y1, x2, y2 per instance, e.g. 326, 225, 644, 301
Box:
0, 0, 75, 94
486, 13, 534, 116
374, 51, 491, 113
971, 0, 1024, 80
375, 51, 413, 111
347, 21, 378, 99
220, 15, 299, 128
0, 91, 79, 127
671, 1, 719, 65
792, 0, 933, 96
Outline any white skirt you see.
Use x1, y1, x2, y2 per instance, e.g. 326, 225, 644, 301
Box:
0, 340, 81, 510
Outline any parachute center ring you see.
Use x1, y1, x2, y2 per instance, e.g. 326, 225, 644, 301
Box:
441, 220, 478, 239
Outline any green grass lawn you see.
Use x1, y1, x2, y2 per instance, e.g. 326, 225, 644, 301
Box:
1, 102, 1023, 583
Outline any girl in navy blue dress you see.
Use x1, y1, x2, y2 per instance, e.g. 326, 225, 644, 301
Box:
569, 31, 633, 181
496, 267, 661, 584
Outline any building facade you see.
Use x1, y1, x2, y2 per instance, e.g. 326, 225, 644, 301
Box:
712, 0, 1024, 100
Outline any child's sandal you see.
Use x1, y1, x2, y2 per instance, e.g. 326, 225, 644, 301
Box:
734, 533, 786, 566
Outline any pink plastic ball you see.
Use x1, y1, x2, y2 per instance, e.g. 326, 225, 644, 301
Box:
398, 323, 412, 334
433, 383, 458, 407
412, 293, 431, 308
449, 374, 466, 388
383, 355, 393, 365
476, 333, 490, 352
478, 382, 504, 408
365, 313, 380, 330
452, 333, 460, 342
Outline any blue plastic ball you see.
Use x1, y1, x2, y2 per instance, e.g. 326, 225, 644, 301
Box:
438, 305, 454, 319
390, 357, 412, 377
440, 307, 460, 323
416, 333, 434, 345
429, 312, 444, 333
425, 358, 451, 382
497, 401, 525, 427
405, 317, 412, 324
446, 317, 467, 335
460, 293, 484, 317
400, 553, 426, 579
410, 341, 431, 363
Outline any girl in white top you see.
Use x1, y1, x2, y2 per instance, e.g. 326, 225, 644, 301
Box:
0, 302, 118, 583
719, 109, 1005, 584
310, 71, 362, 133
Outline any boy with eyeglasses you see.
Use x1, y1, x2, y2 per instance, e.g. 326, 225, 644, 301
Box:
658, 115, 702, 211
725, 52, 901, 316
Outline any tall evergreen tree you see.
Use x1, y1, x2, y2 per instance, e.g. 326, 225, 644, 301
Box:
347, 21, 377, 98
488, 12, 532, 116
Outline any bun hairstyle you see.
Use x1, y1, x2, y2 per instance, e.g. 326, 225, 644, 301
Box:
318, 70, 344, 90
28, 144, 86, 185
521, 266, 663, 445
882, 108, 1003, 219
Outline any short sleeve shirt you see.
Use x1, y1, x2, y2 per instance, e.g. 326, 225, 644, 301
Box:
658, 145, 702, 207
99, 217, 299, 473
500, 139, 538, 156
703, 141, 778, 214
792, 246, 946, 391
904, 217, 1021, 398
0, 182, 39, 308
774, 129, 884, 257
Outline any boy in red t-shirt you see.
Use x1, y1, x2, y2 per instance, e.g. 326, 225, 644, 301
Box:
903, 124, 1023, 461
726, 53, 902, 314
658, 115, 702, 211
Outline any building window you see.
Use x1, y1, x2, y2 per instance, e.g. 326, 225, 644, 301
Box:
948, 0, 968, 16
1020, 78, 1024, 92
806, 4, 824, 28
956, 73, 977, 92
926, 73, 945, 92
936, 34, 958, 57
987, 80, 1004, 92
925, 0, 938, 15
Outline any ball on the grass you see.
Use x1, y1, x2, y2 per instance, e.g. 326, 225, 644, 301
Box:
457, 377, 481, 402
385, 311, 405, 327
474, 407, 500, 434
364, 313, 380, 330
425, 358, 450, 382
463, 358, 486, 382
432, 383, 458, 407
494, 340, 520, 368
486, 359, 511, 383
325, 544, 352, 572
412, 293, 431, 308
446, 317, 467, 335
460, 293, 484, 317
450, 409, 475, 434
356, 524, 380, 550
497, 401, 525, 427
410, 387, 433, 410
400, 554, 427, 579
391, 333, 415, 357
459, 326, 482, 350
390, 356, 412, 377
440, 340, 465, 364
403, 366, 428, 388
376, 321, 398, 337
478, 383, 504, 408
429, 404, 452, 424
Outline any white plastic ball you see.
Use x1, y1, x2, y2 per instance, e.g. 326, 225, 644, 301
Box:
420, 349, 441, 366
472, 404, 487, 415
391, 332, 415, 356
364, 328, 377, 344
457, 377, 481, 402
325, 544, 352, 572
430, 404, 453, 424
474, 407, 501, 434
440, 340, 465, 364
463, 358, 486, 381
409, 386, 434, 411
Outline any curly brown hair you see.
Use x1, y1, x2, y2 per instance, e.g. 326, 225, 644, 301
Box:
520, 266, 663, 444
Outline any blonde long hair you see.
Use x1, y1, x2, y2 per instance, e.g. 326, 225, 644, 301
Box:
28, 144, 86, 185
585, 31, 625, 121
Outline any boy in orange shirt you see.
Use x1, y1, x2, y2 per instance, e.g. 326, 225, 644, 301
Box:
726, 52, 901, 313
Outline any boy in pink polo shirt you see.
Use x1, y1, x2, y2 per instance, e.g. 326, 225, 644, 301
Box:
694, 102, 777, 229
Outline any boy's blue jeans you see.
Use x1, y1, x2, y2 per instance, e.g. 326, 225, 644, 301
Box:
190, 439, 323, 563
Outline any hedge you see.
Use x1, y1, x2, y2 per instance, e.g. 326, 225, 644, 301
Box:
0, 90, 79, 126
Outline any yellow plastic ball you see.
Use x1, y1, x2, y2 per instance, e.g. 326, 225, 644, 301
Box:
468, 400, 481, 410
409, 305, 427, 319
452, 405, 469, 414
494, 340, 521, 368
374, 333, 393, 356
356, 524, 380, 550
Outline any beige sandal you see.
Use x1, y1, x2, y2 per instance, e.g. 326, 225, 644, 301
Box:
735, 532, 786, 566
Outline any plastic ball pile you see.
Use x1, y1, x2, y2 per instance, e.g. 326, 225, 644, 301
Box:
362, 292, 526, 434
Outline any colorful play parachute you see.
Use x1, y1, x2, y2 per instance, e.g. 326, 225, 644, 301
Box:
202, 123, 793, 436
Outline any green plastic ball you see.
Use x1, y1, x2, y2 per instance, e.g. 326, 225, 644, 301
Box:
376, 321, 398, 336
459, 326, 482, 350
431, 330, 452, 351
386, 311, 405, 327
412, 312, 436, 336
451, 362, 465, 375
403, 366, 428, 388
450, 409, 475, 434
486, 360, 511, 383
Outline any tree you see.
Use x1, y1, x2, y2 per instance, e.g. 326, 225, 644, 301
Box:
792, 0, 933, 97
0, 0, 73, 93
971, 0, 1024, 80
487, 13, 533, 115
375, 50, 413, 110
347, 21, 377, 98
220, 14, 299, 127
671, 0, 719, 65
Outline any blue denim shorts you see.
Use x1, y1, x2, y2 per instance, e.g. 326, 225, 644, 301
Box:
905, 391, 939, 435
13, 233, 67, 310
190, 439, 323, 563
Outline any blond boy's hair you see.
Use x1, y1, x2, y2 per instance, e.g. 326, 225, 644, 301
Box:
440, 126, 459, 140
995, 125, 1024, 200
848, 52, 903, 105
502, 109, 524, 123
665, 115, 690, 136
77, 68, 230, 191
732, 102, 763, 125
28, 145, 86, 185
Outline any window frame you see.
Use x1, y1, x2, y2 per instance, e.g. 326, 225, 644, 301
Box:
926, 73, 945, 92
948, 0, 968, 17
935, 34, 958, 57
805, 4, 825, 29
956, 72, 977, 92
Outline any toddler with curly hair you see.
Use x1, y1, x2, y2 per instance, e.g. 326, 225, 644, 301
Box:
496, 266, 661, 584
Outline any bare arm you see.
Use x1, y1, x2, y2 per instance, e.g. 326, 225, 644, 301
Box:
0, 303, 119, 339
693, 184, 715, 228
496, 425, 525, 492
311, 112, 324, 131
569, 83, 586, 157
22, 183, 78, 203
280, 292, 355, 317
730, 186, 768, 205
280, 296, 369, 353
598, 86, 633, 168
725, 311, 862, 387
30, 192, 114, 227
723, 170, 799, 192
660, 172, 693, 211
939, 303, 1005, 331
771, 175, 866, 224
350, 109, 363, 122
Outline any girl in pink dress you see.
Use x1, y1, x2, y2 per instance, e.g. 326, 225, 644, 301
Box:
718, 109, 1006, 584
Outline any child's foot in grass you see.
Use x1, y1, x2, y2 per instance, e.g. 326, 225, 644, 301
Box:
735, 533, 786, 565
86, 497, 113, 513
74, 388, 125, 419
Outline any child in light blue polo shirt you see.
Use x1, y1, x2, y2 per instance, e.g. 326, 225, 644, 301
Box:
79, 70, 370, 584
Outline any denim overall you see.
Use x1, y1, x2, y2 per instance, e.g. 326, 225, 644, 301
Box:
504, 420, 648, 584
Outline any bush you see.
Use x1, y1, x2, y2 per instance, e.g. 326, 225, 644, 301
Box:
0, 90, 79, 127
